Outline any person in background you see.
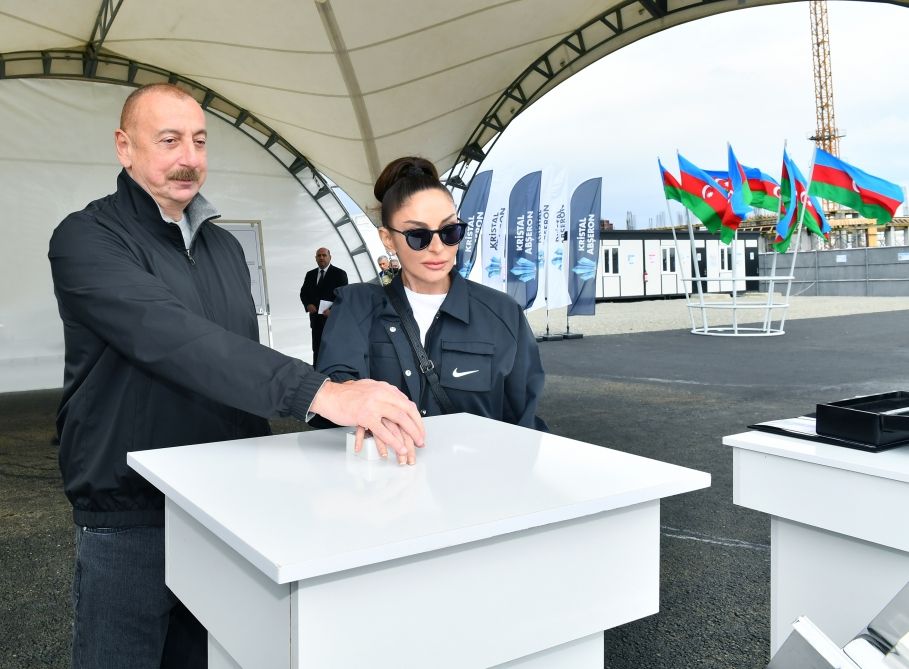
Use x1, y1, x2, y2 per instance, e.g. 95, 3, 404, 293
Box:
377, 254, 394, 286
48, 84, 424, 669
299, 247, 348, 365
318, 156, 546, 430
389, 256, 401, 273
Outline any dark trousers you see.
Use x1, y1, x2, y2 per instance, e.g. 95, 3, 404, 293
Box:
310, 313, 326, 366
72, 525, 207, 669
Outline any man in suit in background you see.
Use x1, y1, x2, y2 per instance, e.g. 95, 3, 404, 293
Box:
376, 254, 394, 286
300, 247, 348, 365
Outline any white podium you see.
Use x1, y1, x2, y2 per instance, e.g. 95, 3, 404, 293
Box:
725, 430, 909, 656
128, 413, 709, 668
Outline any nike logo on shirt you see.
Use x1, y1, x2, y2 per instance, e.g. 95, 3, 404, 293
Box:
452, 368, 479, 378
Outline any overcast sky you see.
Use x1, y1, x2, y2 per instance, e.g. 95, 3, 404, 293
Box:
478, 0, 909, 229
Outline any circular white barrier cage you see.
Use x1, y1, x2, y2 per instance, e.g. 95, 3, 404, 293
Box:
669, 225, 797, 337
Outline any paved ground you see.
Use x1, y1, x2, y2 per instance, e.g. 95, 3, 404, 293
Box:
525, 294, 909, 336
1, 295, 907, 668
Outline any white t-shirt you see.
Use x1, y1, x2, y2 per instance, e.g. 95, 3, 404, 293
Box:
403, 286, 447, 345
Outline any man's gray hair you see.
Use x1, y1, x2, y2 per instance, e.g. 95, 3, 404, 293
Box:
377, 255, 389, 262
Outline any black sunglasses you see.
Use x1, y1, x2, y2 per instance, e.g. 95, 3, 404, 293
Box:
387, 221, 467, 251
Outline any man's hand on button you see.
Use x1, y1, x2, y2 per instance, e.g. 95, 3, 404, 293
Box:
311, 379, 425, 465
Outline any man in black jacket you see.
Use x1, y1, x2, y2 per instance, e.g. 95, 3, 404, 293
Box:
299, 247, 347, 365
48, 83, 424, 669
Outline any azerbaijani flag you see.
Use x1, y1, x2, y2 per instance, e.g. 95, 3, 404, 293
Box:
727, 144, 752, 220
809, 148, 904, 224
701, 146, 751, 235
678, 153, 737, 244
704, 169, 740, 228
795, 173, 830, 241
709, 165, 781, 213
744, 167, 781, 213
772, 151, 799, 252
773, 150, 830, 252
659, 158, 683, 203
705, 170, 731, 191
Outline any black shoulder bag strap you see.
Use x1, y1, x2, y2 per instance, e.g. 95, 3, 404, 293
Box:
384, 286, 456, 414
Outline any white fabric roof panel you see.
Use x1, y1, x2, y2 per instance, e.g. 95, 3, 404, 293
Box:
0, 5, 93, 50
6, 0, 877, 208
0, 0, 628, 208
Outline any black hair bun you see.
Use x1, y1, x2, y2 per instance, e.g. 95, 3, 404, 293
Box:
373, 156, 440, 202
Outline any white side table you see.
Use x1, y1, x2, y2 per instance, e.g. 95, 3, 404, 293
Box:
726, 430, 909, 656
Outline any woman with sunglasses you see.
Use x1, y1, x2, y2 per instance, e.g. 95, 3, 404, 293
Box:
317, 156, 546, 430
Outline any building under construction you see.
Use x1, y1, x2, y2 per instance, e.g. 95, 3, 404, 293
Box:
740, 214, 909, 252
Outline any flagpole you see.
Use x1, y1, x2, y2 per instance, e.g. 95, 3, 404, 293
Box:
764, 251, 778, 333
685, 209, 709, 333
764, 164, 784, 332
561, 231, 576, 339
780, 146, 819, 332
564, 214, 572, 336
765, 141, 789, 333
731, 229, 739, 334
542, 212, 551, 341
674, 151, 709, 333
540, 209, 562, 342
726, 141, 740, 336
779, 221, 805, 333
665, 200, 696, 331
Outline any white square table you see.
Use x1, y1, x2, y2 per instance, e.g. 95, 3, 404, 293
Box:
129, 413, 709, 668
726, 430, 909, 656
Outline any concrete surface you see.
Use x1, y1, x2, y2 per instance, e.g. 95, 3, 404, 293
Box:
2, 294, 907, 668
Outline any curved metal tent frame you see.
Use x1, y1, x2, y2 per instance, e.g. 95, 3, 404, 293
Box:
447, 0, 725, 190
0, 48, 375, 282
0, 0, 807, 211
445, 0, 909, 193
5, 0, 907, 251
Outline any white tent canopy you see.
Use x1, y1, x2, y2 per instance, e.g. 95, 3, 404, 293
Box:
0, 0, 820, 210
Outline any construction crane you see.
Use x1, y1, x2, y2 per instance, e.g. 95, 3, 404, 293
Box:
808, 0, 842, 156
